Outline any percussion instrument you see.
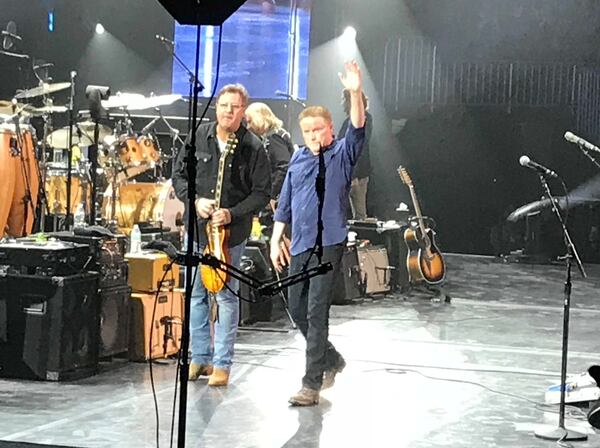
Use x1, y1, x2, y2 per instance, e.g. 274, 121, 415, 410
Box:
0, 123, 39, 237
44, 163, 89, 216
101, 180, 184, 234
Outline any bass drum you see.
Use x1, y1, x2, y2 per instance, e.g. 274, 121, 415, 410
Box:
0, 124, 39, 237
102, 180, 184, 234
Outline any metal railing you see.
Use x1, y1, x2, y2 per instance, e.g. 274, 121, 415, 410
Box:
383, 37, 600, 141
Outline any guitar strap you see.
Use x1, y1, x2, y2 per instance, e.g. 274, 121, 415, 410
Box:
209, 293, 219, 323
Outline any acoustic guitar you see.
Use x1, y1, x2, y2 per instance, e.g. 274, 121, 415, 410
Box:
201, 133, 238, 293
397, 166, 446, 285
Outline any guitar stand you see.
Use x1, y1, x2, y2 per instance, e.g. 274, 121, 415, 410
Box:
400, 282, 451, 304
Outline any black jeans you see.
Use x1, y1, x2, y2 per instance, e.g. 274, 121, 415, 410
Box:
288, 244, 345, 390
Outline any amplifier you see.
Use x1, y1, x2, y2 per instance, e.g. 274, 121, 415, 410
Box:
0, 272, 100, 381
332, 245, 362, 304
0, 238, 90, 276
49, 231, 128, 289
125, 251, 180, 292
99, 285, 131, 358
129, 289, 183, 361
357, 245, 392, 295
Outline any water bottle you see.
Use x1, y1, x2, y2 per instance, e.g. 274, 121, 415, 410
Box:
130, 224, 142, 253
73, 204, 86, 228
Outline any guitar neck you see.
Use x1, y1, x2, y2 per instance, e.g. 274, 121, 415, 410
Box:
408, 185, 428, 237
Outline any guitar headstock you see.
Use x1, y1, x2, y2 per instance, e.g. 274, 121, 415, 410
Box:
225, 133, 239, 155
397, 165, 413, 187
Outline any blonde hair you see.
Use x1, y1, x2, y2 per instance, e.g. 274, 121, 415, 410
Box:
298, 106, 333, 124
216, 83, 249, 106
245, 102, 283, 135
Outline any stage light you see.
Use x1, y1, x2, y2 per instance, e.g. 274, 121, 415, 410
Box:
342, 26, 357, 41
95, 23, 105, 35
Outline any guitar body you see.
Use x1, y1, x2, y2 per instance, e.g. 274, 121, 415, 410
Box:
404, 227, 446, 285
201, 221, 231, 293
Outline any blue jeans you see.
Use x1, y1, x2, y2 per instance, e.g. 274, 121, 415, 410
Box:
189, 241, 246, 370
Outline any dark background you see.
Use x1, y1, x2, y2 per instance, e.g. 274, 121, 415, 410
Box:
2, 0, 600, 258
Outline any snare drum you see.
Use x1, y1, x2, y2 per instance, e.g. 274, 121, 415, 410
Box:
1, 124, 39, 237
102, 180, 184, 234
44, 164, 90, 215
117, 134, 160, 180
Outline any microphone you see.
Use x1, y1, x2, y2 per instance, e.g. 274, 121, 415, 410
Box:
564, 131, 600, 153
275, 90, 289, 97
155, 34, 175, 46
140, 116, 161, 135
519, 155, 559, 179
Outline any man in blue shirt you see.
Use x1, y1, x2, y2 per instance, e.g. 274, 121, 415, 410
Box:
270, 60, 366, 406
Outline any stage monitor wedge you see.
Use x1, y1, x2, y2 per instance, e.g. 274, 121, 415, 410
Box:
157, 0, 246, 25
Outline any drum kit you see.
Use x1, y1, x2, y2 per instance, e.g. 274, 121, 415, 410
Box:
1, 80, 185, 237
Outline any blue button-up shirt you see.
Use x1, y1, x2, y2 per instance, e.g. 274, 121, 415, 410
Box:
274, 123, 366, 256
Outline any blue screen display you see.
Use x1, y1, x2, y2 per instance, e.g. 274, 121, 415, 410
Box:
171, 1, 312, 100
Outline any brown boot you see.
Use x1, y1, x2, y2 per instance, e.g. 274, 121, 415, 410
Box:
322, 358, 346, 390
189, 363, 213, 380
288, 387, 319, 406
208, 367, 229, 387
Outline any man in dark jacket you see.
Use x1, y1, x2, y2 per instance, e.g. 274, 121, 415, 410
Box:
172, 83, 271, 387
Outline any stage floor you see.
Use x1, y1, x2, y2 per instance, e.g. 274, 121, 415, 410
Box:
1, 254, 599, 447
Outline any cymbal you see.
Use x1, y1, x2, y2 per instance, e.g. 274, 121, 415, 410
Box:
24, 105, 68, 116
46, 122, 112, 149
101, 93, 182, 110
14, 82, 71, 99
101, 93, 146, 110
126, 94, 183, 110
0, 100, 28, 116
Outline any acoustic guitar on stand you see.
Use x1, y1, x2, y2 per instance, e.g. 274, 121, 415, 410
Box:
200, 133, 238, 293
397, 166, 446, 285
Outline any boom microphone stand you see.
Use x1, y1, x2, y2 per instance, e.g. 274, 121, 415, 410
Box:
533, 173, 587, 442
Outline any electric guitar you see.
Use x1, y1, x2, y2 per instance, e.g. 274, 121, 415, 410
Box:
397, 166, 446, 285
201, 133, 238, 293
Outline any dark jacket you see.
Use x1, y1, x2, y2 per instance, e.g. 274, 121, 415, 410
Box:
172, 122, 271, 247
262, 127, 294, 200
338, 111, 372, 179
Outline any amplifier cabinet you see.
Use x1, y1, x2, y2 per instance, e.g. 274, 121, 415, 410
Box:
125, 252, 180, 292
128, 289, 183, 361
99, 285, 131, 358
332, 245, 362, 304
357, 245, 392, 295
0, 272, 100, 381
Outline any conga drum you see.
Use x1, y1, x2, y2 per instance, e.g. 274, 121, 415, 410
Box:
5, 125, 40, 237
0, 125, 18, 237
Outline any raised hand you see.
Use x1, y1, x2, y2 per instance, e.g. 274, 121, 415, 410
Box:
338, 60, 362, 93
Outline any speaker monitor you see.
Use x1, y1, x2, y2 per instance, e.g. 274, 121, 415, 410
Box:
0, 273, 101, 381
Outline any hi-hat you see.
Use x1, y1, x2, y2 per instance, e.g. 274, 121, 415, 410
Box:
46, 122, 112, 149
14, 82, 71, 99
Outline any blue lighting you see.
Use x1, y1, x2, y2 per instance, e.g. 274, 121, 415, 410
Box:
48, 11, 54, 32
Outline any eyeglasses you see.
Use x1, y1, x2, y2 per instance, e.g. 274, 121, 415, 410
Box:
217, 103, 244, 110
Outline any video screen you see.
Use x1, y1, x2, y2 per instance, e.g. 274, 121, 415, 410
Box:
172, 0, 312, 100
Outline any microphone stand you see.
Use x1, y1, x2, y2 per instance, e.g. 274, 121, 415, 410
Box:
65, 71, 76, 230
534, 174, 587, 443
575, 142, 600, 170
177, 24, 203, 448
